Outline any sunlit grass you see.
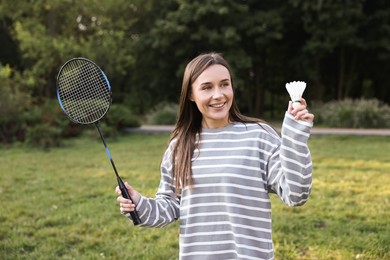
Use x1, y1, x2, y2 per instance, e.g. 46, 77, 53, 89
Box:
273, 135, 390, 259
0, 134, 389, 259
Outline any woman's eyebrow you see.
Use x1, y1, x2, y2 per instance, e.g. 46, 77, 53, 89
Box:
198, 82, 212, 89
200, 81, 212, 86
200, 79, 230, 85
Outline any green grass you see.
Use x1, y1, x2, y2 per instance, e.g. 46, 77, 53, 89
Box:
272, 135, 390, 259
0, 134, 389, 259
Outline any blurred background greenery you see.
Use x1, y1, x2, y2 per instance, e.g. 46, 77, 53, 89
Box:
1, 0, 390, 148
1, 2, 389, 259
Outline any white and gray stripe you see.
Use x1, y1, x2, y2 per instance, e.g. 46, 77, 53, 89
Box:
132, 112, 313, 259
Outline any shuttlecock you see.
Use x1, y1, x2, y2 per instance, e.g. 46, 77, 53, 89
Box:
286, 81, 306, 109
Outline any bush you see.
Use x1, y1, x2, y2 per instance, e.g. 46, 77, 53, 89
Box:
313, 99, 390, 128
105, 104, 141, 129
1, 64, 82, 147
24, 99, 82, 147
81, 104, 140, 140
0, 65, 31, 143
25, 123, 63, 148
147, 102, 178, 125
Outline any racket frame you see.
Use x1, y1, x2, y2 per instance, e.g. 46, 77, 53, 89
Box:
56, 57, 112, 125
56, 57, 141, 225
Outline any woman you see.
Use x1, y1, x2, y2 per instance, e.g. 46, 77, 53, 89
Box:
116, 52, 314, 259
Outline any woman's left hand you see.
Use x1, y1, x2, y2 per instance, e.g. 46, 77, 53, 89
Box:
288, 98, 314, 123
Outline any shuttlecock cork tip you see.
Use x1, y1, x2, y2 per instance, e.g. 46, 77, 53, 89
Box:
286, 81, 306, 108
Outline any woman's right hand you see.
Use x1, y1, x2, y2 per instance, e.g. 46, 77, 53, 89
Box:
116, 182, 140, 213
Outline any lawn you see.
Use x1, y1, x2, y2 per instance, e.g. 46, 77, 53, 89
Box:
0, 133, 389, 259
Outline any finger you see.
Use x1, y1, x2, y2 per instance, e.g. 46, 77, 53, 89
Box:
120, 208, 135, 214
287, 101, 293, 113
117, 196, 132, 204
294, 109, 309, 119
300, 98, 307, 107
291, 104, 306, 116
120, 202, 136, 213
291, 98, 308, 113
115, 186, 121, 194
120, 202, 135, 209
301, 113, 315, 123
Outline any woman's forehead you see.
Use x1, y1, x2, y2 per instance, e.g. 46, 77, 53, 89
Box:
194, 64, 231, 84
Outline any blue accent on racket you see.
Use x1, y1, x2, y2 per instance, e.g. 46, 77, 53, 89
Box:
105, 147, 112, 160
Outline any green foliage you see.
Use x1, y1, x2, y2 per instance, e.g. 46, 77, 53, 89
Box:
0, 64, 31, 143
146, 102, 178, 125
0, 65, 81, 146
0, 135, 389, 259
25, 123, 62, 148
1, 0, 390, 118
24, 99, 80, 148
0, 61, 140, 146
313, 99, 390, 128
82, 104, 142, 139
105, 104, 141, 129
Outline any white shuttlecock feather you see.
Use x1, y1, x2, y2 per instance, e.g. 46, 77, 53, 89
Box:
286, 81, 306, 109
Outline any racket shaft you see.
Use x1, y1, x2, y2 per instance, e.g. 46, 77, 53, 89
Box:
96, 123, 141, 225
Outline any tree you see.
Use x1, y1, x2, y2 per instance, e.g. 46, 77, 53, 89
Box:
126, 0, 290, 116
289, 0, 390, 102
1, 0, 389, 121
1, 0, 139, 98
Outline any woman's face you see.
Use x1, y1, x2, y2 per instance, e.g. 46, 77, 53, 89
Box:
190, 64, 234, 129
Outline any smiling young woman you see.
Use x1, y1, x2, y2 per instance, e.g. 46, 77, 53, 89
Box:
116, 52, 314, 260
190, 64, 234, 129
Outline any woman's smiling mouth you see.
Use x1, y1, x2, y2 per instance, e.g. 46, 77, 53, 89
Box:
209, 102, 226, 108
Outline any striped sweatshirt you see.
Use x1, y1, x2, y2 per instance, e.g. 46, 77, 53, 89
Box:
131, 112, 313, 260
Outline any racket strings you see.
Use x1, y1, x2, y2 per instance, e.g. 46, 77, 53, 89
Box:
57, 59, 111, 124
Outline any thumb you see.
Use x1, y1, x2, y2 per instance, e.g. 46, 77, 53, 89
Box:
124, 182, 140, 204
125, 181, 132, 190
124, 181, 135, 194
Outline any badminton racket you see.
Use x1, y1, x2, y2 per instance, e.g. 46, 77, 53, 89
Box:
56, 57, 141, 225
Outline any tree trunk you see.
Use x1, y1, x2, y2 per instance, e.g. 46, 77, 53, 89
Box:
253, 65, 265, 117
344, 52, 357, 98
311, 58, 324, 101
337, 47, 345, 100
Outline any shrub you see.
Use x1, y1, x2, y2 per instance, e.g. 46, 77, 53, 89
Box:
24, 99, 81, 147
25, 123, 63, 148
105, 104, 141, 129
1, 64, 82, 146
0, 65, 32, 143
81, 105, 139, 140
313, 99, 390, 128
147, 102, 178, 125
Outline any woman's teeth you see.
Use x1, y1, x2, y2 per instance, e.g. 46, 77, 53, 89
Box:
210, 103, 225, 108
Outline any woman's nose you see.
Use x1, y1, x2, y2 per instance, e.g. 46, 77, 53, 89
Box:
212, 87, 224, 99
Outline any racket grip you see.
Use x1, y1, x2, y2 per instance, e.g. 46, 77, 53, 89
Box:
118, 177, 142, 226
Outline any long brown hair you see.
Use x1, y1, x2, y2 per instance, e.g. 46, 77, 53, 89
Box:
170, 52, 263, 192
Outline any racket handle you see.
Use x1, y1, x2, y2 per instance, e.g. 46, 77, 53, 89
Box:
117, 177, 142, 226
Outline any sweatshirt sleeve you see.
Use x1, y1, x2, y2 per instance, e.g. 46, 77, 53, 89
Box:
129, 142, 180, 227
267, 112, 313, 206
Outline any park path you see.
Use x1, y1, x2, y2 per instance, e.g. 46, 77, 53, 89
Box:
127, 125, 390, 136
